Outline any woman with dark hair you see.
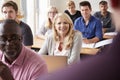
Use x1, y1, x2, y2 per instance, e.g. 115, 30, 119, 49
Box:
0, 61, 14, 80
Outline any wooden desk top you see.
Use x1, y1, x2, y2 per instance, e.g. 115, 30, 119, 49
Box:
103, 32, 117, 39
103, 35, 115, 39
32, 37, 99, 55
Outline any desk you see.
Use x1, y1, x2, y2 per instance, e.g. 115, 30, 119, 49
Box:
103, 35, 115, 39
32, 37, 99, 55
103, 32, 117, 39
41, 55, 67, 72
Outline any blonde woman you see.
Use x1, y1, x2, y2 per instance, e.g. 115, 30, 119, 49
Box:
36, 6, 58, 39
38, 13, 82, 64
64, 0, 81, 23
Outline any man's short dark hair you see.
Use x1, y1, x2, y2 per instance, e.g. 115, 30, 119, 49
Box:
1, 1, 18, 12
79, 1, 92, 10
99, 0, 108, 5
0, 19, 22, 35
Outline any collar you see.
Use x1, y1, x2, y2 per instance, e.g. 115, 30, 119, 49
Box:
81, 15, 93, 23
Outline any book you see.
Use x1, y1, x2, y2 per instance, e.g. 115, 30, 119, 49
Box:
82, 39, 113, 48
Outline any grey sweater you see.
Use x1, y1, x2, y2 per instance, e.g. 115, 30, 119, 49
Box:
38, 31, 82, 64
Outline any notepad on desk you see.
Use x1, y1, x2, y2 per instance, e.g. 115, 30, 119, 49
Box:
82, 39, 113, 48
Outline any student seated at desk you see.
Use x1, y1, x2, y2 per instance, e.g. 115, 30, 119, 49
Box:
36, 6, 58, 39
64, 0, 81, 24
94, 0, 115, 33
74, 1, 103, 44
38, 13, 82, 64
1, 1, 33, 48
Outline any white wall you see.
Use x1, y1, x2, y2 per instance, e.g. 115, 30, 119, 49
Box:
49, 0, 112, 14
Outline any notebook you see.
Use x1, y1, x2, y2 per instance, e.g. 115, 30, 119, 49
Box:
41, 55, 67, 72
82, 39, 113, 48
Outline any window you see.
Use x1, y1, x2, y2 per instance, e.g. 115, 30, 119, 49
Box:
21, 0, 49, 36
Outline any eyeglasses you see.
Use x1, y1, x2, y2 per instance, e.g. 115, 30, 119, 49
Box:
0, 34, 21, 44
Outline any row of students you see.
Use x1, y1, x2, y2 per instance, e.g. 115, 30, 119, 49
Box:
37, 1, 102, 65
37, 0, 120, 79
36, 0, 115, 43
65, 0, 115, 33
0, 0, 119, 79
37, 1, 114, 64
0, 0, 117, 80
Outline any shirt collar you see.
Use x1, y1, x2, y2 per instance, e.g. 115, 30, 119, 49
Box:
81, 15, 92, 23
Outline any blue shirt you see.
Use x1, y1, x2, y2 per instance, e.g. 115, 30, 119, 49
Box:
74, 16, 103, 40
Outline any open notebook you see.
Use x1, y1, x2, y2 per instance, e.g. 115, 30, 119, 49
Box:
82, 39, 113, 48
41, 55, 67, 72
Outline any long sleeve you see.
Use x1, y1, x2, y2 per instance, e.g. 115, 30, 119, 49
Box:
68, 31, 82, 64
38, 33, 54, 55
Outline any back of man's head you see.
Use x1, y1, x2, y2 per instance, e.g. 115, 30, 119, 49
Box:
0, 19, 21, 35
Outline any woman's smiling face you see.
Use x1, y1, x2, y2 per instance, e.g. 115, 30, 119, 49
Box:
55, 17, 70, 37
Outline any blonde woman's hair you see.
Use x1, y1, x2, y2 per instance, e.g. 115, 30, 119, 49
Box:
45, 6, 58, 29
67, 0, 75, 8
53, 13, 75, 49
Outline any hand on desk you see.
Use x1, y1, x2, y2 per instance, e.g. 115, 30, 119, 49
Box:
83, 37, 100, 44
83, 39, 91, 44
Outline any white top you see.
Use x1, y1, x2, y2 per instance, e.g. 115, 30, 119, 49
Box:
54, 42, 70, 56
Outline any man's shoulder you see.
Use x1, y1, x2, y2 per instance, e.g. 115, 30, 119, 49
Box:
19, 21, 30, 29
19, 21, 32, 34
24, 47, 45, 64
76, 10, 80, 13
94, 11, 101, 15
64, 10, 69, 13
75, 17, 82, 22
91, 15, 101, 21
